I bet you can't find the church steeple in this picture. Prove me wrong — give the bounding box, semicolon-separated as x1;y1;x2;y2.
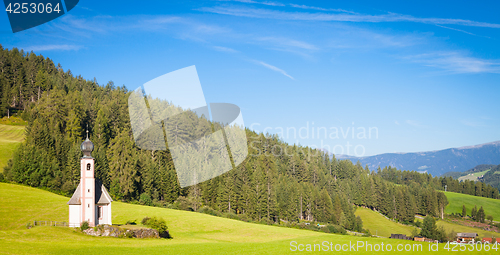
81;127;94;158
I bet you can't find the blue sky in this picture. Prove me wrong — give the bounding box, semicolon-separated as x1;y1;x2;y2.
1;0;499;156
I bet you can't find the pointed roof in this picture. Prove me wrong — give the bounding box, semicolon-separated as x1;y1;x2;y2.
67;179;113;205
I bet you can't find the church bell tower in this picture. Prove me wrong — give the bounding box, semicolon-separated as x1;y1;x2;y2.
80;130;96;227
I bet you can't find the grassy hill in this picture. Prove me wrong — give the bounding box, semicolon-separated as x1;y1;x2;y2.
436;220;500;239
4;183;496;254
458;170;491;182
0;123;25;172
354;207;416;237
444;192;500;220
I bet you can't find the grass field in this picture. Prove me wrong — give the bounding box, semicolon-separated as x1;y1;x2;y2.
436;220;500;239
458;170;491;182
2;183;498;254
0;124;25;172
355;207;416;238
444;192;500;220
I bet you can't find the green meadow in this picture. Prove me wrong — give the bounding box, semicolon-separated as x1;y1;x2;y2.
2;183;499;254
436;220;500;239
0;124;25;172
354;207;416;238
444;192;500;220
458;170;491;182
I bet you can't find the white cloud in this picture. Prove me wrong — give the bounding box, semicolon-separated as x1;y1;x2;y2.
23;44;83;52
255;60;294;79
404;51;500;74
201;6;500;29
406;120;428;128
289;4;355;14
257;36;318;50
228;0;285;6
395;121;400;125
212;46;239;53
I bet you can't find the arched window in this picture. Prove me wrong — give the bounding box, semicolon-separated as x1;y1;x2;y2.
87;163;91;171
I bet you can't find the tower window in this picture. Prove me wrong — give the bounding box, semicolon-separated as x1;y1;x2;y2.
88;189;90;193
87;163;91;171
88;204;90;208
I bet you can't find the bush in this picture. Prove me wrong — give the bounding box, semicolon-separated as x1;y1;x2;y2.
0;173;4;182
322;224;346;234
26;222;33;229
223;212;240;220
141;217;151;225
80;221;89;231
198;206;220;217
142;217;171;238
139;193;153;206
125;220;136;225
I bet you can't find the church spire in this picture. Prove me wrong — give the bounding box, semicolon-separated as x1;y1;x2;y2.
81;124;94;158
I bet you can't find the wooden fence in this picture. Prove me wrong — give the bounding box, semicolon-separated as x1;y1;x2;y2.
33;220;68;227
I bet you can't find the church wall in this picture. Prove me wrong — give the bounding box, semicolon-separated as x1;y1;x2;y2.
95;204;112;225
69;205;81;227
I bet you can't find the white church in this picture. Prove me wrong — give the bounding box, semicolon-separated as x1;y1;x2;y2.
68;131;113;227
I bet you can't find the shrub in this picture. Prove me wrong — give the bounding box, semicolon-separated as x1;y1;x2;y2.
80;221;89;231
25;222;32;229
323;224;347;235
198;206;220;217
139;193;153;206
125;220;136;225
223;212;240;220
141;217;151;225
142;217;171;238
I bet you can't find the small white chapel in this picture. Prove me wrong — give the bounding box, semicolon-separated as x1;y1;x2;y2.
68;131;113;227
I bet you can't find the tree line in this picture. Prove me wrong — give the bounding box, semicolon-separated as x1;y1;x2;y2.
1;46;454;231
376;166;499;199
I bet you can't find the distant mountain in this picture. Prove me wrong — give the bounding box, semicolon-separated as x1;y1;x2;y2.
336;141;500;176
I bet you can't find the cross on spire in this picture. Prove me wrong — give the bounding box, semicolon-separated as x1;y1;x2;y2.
86;124;89;139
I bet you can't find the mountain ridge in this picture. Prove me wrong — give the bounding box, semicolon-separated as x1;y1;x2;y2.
335;140;500;176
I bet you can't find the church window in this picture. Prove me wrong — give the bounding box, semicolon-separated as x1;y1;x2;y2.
98;206;103;219
88;189;90;193
87;163;91;170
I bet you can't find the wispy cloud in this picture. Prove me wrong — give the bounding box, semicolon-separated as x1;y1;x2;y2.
435;25;476;36
406;120;428;128
257;36;318;50
230;0;285;7
404;52;500;74
289;4;355;14
212;45;239;53
201;6;500;29
395;121;400;125
255;60;294;79
23;44;83;52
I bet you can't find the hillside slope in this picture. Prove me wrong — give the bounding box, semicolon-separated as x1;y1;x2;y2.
339;141;500;176
444;192;500;220
0;124;25;172
0;182;480;255
354;207;416;237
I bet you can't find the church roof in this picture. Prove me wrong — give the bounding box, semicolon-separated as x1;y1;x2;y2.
67;179;113;205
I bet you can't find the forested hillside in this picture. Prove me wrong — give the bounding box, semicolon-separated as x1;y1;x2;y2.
1;45;490;232
376;166;499;199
